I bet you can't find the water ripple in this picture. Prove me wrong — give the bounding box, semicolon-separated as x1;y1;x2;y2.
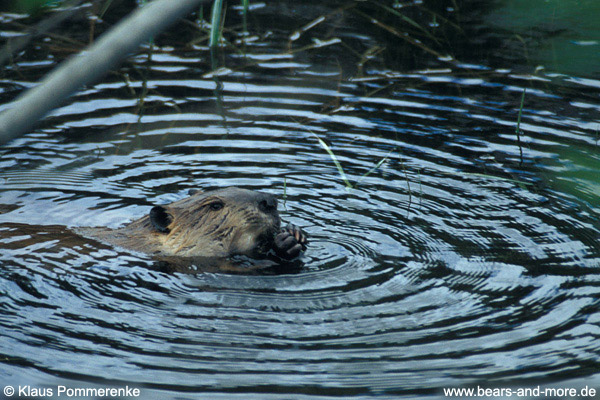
1;4;600;397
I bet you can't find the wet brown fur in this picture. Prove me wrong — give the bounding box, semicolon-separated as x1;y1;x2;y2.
77;188;281;258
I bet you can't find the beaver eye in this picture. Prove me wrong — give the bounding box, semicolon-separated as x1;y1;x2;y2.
208;202;224;211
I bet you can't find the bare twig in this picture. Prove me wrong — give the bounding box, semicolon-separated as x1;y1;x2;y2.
0;0;211;146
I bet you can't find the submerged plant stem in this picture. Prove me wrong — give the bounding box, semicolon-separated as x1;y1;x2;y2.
353;9;445;60
516;88;526;163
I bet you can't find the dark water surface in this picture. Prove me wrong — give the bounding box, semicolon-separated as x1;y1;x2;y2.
1;1;599;398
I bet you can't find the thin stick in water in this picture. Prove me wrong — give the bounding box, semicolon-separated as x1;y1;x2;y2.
516;88;526;164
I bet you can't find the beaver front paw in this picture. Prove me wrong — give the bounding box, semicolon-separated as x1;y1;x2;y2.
274;223;308;260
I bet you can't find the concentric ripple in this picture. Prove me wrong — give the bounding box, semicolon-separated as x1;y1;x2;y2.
1;1;600;398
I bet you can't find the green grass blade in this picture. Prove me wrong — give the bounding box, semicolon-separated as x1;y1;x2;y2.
313;133;353;189
356;148;395;186
242;0;249;34
210;0;224;47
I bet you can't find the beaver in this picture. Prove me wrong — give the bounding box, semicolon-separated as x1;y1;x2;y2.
77;187;307;261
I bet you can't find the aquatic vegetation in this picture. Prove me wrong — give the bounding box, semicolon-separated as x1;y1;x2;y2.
209;0;224;47
515;88;526;163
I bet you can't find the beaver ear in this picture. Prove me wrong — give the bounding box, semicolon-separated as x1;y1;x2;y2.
149;206;173;233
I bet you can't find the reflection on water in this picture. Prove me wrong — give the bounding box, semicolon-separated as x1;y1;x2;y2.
1;0;599;398
487;0;600;77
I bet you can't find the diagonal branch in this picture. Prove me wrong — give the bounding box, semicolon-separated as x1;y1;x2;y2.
0;0;211;146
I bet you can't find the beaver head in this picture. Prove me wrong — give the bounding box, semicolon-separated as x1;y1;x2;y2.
145;187;281;258
83;187;282;259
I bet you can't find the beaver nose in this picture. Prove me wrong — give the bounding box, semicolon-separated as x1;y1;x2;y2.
258;193;278;214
